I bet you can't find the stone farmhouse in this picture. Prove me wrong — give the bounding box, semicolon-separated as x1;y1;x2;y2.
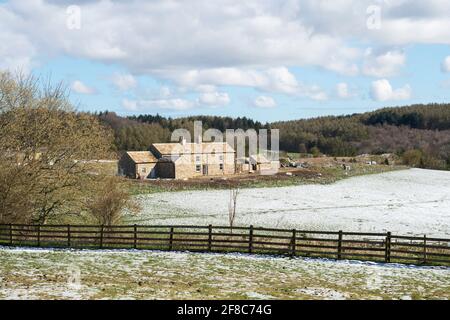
119;139;236;179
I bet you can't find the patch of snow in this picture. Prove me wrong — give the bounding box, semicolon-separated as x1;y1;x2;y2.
130;169;450;237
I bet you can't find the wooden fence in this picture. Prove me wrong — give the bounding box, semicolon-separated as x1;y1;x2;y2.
0;224;449;266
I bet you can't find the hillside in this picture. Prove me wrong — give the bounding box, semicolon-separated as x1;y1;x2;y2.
97;103;450;170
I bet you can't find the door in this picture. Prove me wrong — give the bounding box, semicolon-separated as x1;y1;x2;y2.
202;164;208;175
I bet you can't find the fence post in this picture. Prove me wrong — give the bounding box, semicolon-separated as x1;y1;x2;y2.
208;225;212;252
9;223;12;246
423;234;427;264
291;229;296;257
169;227;174;251
37;225;41;247
67;225;71;248
249;225;254;254
337;230;343;260
134;224;137;249
99;225;104;249
385;232;391;263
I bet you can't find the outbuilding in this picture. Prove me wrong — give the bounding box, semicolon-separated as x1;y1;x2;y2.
118;151;158;179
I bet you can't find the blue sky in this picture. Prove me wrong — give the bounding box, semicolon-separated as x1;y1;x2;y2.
1;0;450;122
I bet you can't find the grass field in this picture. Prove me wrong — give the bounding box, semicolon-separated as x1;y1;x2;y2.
1;248;449;300
128;164;404;194
126;169;450;237
2;168;448;300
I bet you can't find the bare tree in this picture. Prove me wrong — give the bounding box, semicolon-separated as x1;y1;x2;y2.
228;188;239;233
0;71;116;224
86;177;140;226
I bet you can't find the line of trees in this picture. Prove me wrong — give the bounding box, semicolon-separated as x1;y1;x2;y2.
98;103;450;170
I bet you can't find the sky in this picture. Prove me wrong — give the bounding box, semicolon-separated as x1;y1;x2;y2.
1;0;450;122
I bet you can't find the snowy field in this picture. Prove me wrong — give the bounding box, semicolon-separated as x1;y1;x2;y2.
128;169;450;237
1;169;449;300
0;247;449;300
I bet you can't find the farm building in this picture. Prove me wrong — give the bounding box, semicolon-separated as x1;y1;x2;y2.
118;151;159;179
119;139;236;180
236;154;280;174
150;139;236;179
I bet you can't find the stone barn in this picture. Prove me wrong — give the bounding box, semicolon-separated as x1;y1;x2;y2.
118;151;158;179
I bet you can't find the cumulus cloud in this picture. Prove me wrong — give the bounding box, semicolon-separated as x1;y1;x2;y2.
253;96;277;108
0;0;360;78
370;79;412;102
1;0;449;103
71;80;96;94
336;82;354;99
167;66;327;100
363;49;406;78
159;86;171;98
1;1;450;71
198;92;230;107
122;98;194;111
110;73;137;91
441;56;450;73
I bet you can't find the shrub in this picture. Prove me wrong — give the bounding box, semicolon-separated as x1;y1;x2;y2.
402;149;423;167
87;178;139;226
310;147;321;158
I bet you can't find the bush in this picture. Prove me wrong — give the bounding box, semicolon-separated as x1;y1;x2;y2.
310;147;321;158
87;178;139;226
402;149;423;167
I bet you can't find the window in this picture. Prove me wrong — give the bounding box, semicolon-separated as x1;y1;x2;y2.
219;163;224;170
219;155;223;161
142;167;146;173
195;155;201;162
196;164;201;172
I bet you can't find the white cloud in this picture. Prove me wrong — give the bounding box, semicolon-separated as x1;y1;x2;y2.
167;66;327;100
71;80;96;95
1;1;450;74
122;98;194;111
363;49;406;78
1;0;449;103
159;86;171;98
0;0;360;78
111;73;137;91
336;82;354;99
370;79;412;102
253;96;277;108
198;92;230;107
441;56;450;73
194;85;217;93
122;98;137;111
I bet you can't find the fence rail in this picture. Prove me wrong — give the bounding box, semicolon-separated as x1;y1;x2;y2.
0;224;449;266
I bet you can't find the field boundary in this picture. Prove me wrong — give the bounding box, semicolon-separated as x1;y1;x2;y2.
1;223;449;266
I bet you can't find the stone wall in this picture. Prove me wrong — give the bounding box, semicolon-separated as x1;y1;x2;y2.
173;152;235;179
136;163;157;179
